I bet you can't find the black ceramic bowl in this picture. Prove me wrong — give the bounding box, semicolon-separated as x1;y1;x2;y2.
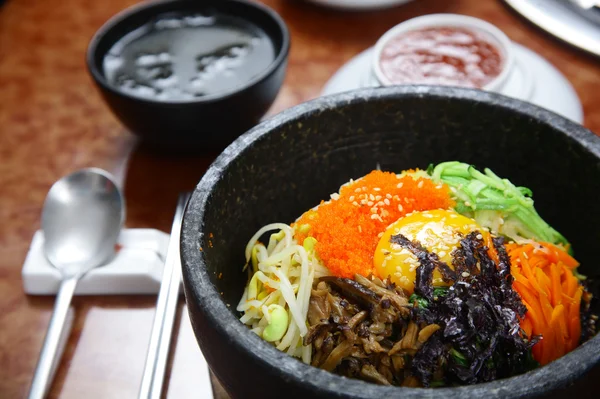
181;86;600;399
86;0;289;152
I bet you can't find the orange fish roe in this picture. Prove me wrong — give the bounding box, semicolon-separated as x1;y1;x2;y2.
293;170;454;279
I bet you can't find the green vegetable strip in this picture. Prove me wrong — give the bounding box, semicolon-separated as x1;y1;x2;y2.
429;162;569;247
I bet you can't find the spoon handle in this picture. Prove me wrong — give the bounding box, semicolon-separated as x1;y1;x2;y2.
28;275;78;399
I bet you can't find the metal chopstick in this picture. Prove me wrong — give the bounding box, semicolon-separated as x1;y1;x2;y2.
138;193;194;399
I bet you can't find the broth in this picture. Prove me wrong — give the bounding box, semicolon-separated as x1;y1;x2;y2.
103;13;275;101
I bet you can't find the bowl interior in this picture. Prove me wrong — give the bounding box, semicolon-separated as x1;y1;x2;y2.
87;0;288;103
183;87;600;398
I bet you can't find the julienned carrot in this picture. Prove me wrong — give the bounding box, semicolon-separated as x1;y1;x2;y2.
512;269;532;290
485;233;500;264
550;263;561;308
506;241;583;366
521;318;533;337
551;305;566;359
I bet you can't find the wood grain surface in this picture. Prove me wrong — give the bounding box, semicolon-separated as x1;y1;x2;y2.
0;0;599;398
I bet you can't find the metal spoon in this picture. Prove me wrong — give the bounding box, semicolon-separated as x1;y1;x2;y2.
28;168;125;399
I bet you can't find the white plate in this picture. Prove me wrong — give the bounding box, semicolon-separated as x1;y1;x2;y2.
303;0;413;11
322;42;583;123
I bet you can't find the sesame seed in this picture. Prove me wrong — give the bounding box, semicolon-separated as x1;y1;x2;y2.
330;193;340;200
358;226;362;233
362;186;367;191
367;201;374;207
377;201;384;207
381;209;389;218
369;194;375;201
462;272;470;278
375;195;382;201
404;198;410;203
386;194;392;199
352;201;359;206
355;188;361;193
438;251;446;258
400;276;410;285
377;232;384;238
371;207;378;213
395;266;402;272
397;182;404;189
361;199;368;205
476;234;483;240
349;196;355;201
393;195;400;201
398;204;404;212
523;252;529;259
384;198;390;206
374;187;381;191
370;214;378;220
436;184;443;189
417;181;424;189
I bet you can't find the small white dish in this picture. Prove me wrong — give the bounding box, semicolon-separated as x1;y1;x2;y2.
302;0;413;11
23;229;170;295
372;14;514;93
321;43;583;123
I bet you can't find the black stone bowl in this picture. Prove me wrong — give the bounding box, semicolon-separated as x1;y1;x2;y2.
181;86;600;398
86;0;289;152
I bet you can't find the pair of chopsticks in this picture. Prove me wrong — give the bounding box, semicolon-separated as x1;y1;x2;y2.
138;193;213;399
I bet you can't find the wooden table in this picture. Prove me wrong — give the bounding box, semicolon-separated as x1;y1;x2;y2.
1;0;599;398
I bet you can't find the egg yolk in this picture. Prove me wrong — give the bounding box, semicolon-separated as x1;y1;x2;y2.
374;209;483;294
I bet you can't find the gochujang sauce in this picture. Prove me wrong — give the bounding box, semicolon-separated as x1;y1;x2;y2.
379;26;504;88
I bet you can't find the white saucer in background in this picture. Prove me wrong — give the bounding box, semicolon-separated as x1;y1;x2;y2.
322;42;583;123
302;0;413;11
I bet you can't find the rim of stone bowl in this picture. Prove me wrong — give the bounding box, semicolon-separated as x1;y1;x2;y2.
181;85;600;399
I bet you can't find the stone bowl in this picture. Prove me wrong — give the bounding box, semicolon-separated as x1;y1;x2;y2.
181;86;600;398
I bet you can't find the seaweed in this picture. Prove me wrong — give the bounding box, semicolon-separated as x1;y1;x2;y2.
392;231;537;386
390;235;456;300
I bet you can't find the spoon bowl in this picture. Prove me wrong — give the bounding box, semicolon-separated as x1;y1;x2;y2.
28;168;125;399
41;168;125;276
